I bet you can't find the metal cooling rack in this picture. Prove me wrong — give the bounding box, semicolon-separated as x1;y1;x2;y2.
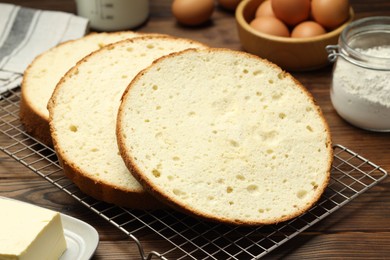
0;88;388;259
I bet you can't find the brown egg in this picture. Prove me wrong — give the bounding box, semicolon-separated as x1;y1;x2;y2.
255;0;275;18
250;16;290;37
271;0;311;26
291;21;327;38
172;0;214;26
218;0;242;11
311;0;350;30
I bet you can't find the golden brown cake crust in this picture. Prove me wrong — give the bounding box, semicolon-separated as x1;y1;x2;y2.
19;87;53;146
55;149;163;209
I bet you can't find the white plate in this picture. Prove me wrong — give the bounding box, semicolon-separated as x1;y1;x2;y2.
60;213;99;260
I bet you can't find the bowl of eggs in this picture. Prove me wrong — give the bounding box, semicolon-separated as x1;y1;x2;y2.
236;0;354;71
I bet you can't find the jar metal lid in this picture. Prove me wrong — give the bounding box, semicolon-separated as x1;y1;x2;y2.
326;16;390;71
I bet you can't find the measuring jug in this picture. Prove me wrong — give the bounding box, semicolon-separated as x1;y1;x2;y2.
75;0;149;31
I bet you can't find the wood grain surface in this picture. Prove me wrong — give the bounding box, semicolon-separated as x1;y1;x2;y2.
1;0;389;259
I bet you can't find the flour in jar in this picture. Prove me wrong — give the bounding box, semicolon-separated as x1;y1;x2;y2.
331;45;390;131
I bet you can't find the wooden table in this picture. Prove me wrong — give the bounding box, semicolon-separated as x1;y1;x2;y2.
1;0;389;259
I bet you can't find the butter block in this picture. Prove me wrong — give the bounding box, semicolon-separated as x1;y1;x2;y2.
0;197;67;260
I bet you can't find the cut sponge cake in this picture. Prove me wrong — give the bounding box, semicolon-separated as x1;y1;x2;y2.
20;31;142;146
48;36;208;209
117;48;333;224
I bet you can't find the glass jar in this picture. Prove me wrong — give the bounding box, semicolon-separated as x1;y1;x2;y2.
326;16;390;132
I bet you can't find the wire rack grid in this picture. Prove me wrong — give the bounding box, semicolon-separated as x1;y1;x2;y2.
0;88;388;259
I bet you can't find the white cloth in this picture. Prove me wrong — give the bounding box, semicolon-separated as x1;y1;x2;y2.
0;3;89;94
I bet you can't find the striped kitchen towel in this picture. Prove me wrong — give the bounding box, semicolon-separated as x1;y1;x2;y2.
0;3;89;94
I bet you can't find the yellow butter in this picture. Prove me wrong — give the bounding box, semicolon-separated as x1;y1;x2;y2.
0;197;67;260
